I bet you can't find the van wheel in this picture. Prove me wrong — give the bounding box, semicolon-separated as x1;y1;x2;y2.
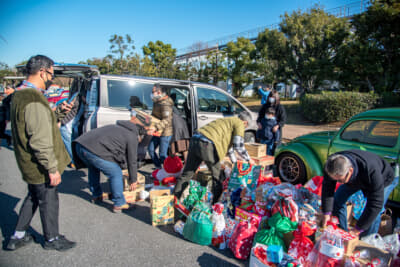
244;132;255;143
276;152;306;184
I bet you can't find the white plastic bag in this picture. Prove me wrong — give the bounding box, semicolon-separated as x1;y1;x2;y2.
382;233;400;255
361;233;386;250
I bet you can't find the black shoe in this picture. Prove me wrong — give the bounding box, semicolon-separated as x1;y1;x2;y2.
44;235;76;251
6;233;34;250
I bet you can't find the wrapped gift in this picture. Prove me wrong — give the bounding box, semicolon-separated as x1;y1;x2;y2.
228;219;258;259
228;161;261;193
271;196;299;222
267;245;284;263
182;180;207;211
254;213;298;251
224;216;238;242
288;221;315;265
211;203;226;248
235;207;263;229
183;202;213;246
250;243;271;267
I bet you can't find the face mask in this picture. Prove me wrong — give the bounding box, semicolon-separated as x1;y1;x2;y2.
151;93;162;101
41;73;53;90
44;80;53;90
269;98;275;104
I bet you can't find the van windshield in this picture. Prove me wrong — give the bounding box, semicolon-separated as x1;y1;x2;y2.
106;80;153;110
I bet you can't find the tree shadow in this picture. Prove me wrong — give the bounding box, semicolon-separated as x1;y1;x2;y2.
197;252;242;267
0;192;42;250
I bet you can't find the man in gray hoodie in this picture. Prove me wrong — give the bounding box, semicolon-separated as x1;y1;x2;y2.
74;117;145;213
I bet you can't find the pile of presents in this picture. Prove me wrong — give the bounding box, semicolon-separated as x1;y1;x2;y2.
126;143;400;266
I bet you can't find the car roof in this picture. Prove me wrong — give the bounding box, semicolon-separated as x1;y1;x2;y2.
101;74;228;91
352;107;400;120
16;63;99;78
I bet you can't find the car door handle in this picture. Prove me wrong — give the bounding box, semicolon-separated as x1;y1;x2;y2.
199;116;208;120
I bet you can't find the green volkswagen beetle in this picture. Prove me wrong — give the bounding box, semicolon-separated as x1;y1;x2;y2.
275;107;400;202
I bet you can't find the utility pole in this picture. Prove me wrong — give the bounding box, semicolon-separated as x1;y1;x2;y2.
215;44;219;85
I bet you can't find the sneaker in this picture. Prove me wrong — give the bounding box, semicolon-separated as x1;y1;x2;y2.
6;233;34;250
112;203;131;213
44;235;76;251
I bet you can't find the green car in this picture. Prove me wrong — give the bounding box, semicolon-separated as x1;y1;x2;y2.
275;107;400;202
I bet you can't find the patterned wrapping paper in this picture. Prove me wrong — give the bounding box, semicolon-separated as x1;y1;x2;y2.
151;194;174;226
288;221;316;265
228;219;258;260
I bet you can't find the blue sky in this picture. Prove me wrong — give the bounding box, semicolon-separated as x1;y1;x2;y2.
0;0;357;67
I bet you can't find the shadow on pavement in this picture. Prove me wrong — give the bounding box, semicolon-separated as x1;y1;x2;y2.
0;192;42;250
197;252;240;267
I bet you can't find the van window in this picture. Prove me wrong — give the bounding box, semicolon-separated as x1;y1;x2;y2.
107;80;153;110
197;87;243;114
340;120;400;147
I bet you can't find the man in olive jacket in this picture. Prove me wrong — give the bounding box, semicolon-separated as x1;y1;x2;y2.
147;83;173;169
7;55;75;251
174;112;254;203
321;149;397;237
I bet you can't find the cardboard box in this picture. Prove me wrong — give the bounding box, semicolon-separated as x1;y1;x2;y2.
245;143;267;158
346;240;393;266
122;171;145;187
252;155;275;167
150;189;174;226
132;108;160;127
123;184;145;203
235;207;264;229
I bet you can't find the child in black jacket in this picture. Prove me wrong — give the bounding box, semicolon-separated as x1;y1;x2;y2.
256;107;280;155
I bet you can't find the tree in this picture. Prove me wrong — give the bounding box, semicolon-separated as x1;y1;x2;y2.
225;37;256;96
108;34;135;74
254;29;287;86
82;57;113;74
337;0;400;93
205;49;228;85
142;40;177;78
277;6;350;92
0;62;15;84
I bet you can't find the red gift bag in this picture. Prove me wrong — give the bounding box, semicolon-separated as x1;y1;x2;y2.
228;219;258;260
271;196;299;222
288;221;316;265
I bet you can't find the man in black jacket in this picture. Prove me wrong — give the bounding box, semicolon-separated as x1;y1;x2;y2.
74;118;145;213
321;150;397;237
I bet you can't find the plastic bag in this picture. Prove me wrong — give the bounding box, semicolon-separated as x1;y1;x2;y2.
382;233;400;255
305;231;345;267
361;234;386;251
182;180;207;211
182;202;213;245
211;203;226;248
288;221;316;265
271;196;299;222
254;213;298;251
228;219;258;259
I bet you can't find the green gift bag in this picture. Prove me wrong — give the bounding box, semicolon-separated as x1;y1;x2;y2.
182;180;207;211
183;202;213;246
254;213;298;251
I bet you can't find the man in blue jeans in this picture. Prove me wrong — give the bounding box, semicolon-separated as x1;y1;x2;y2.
73;118;145;212
321;150;397;237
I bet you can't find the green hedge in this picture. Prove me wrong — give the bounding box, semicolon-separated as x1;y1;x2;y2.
300;91;379;123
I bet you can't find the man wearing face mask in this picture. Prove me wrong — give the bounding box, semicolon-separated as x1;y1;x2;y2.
256;90;286;153
7;55;75;251
174;112;255;203
146;83;174;169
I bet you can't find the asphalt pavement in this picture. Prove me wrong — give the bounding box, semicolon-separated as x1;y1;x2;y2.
0;140;246;267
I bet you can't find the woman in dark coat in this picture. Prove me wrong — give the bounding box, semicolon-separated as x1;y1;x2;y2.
256;90;286;152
